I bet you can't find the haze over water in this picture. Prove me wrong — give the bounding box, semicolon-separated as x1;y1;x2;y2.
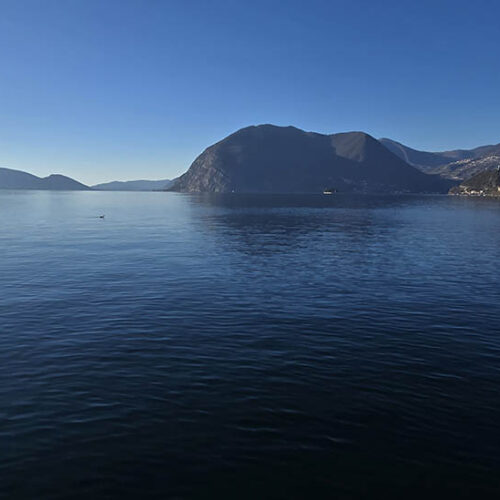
1;191;500;498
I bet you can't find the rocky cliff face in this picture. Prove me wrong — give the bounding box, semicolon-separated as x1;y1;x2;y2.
169;125;452;194
449;168;500;197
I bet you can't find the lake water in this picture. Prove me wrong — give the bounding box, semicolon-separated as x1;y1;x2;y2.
1;190;500;499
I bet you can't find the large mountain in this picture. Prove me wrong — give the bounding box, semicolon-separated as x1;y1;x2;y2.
92;179;172;191
380;138;500;179
0;167;89;190
168;125;452;194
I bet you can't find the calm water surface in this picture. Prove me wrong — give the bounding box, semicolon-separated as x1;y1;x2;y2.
1;191;500;498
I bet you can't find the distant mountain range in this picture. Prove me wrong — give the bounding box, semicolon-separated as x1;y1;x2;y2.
0;167;172;191
0;167;90;190
92;179;172;191
379;138;500;180
168;125;453;194
3;129;499;193
431;155;500;180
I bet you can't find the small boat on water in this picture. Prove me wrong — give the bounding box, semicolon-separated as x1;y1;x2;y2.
323;187;336;195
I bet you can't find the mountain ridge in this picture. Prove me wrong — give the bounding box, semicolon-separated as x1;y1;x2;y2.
379;138;500;179
92;179;172;191
169;125;453;194
0;167;89;190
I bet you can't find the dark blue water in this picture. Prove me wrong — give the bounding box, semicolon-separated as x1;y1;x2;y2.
1;191;500;499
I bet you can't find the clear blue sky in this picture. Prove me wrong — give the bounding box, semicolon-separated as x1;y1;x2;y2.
1;0;499;184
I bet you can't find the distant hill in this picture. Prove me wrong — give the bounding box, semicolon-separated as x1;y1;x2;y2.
449;168;500;196
168;125;453;194
380;138;500;180
432;156;500;181
379;138;462;171
92;179;172;191
0;167;89;190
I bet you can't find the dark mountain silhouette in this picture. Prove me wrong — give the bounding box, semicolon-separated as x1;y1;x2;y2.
168;125;453;194
92;179;172;191
380;138;500;178
0;167;89;190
